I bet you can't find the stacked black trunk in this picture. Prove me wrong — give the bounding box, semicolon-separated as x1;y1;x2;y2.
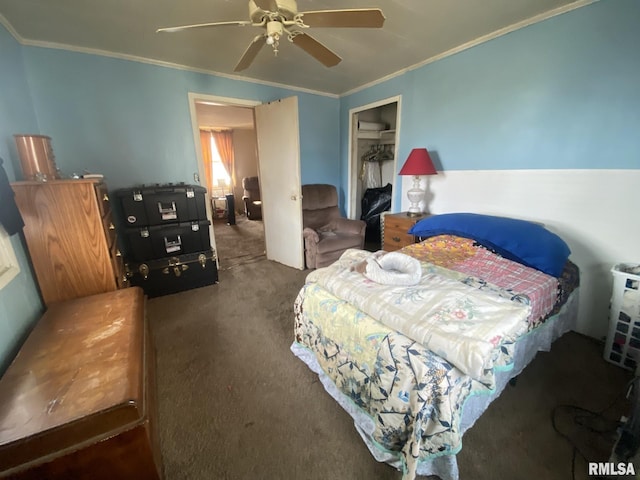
116;184;218;297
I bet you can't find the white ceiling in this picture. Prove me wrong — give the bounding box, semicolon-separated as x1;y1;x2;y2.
0;0;592;96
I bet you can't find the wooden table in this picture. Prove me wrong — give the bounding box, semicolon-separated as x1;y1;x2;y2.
0;287;163;479
382;212;430;251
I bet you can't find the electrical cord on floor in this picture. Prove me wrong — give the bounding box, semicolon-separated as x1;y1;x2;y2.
552;405;620;479
551;377;636;480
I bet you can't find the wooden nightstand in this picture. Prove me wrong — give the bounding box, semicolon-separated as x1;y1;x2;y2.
382;212;430;251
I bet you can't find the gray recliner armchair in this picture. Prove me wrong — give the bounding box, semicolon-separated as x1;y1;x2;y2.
302;184;366;269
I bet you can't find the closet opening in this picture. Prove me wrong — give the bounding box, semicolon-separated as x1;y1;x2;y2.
348;96;401;250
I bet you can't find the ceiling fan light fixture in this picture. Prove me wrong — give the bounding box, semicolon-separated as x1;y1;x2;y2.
158;0;385;71
266;20;283;37
265;20;283;54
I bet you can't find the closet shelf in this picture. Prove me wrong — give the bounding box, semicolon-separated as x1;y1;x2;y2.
357;129;396;140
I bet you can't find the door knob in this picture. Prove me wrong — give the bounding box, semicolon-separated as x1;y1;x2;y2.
290;195;297;200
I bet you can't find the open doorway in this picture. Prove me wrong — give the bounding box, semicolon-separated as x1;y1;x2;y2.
188;93;304;270
191;98;266;271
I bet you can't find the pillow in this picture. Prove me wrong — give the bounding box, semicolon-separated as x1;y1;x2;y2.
408;213;571;277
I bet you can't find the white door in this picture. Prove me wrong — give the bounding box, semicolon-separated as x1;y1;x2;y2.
254;96;304;270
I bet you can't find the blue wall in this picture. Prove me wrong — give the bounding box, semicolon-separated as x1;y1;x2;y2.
340;0;640;207
0;25;44;374
22;49;341;190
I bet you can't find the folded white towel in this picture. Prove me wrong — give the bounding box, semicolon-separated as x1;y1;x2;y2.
358;121;387;131
364;251;422;286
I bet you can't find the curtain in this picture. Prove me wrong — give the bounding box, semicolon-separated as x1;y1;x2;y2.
212;130;235;190
200;129;214;195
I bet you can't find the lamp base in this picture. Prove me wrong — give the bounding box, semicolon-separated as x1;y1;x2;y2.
405;175;424;218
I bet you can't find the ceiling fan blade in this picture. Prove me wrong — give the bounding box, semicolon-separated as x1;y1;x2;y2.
156;20;252;33
292;33;341;68
234;35;267;72
253;0;279;12
299;9;385;28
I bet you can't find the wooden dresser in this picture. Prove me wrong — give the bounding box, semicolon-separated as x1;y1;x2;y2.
382;212;430;251
11;179;127;305
0;287;163;479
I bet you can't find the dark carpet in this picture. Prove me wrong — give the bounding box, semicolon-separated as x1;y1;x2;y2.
147;233;633;479
212;215;266;271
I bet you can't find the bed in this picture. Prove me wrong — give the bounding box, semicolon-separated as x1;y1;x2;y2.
291;213;579;480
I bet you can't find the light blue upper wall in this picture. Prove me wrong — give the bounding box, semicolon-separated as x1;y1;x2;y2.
20;48;340;190
340;0;640;205
0;27;339;371
0;25;44;374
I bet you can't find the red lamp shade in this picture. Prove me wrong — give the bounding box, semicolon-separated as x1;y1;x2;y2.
399;148;437;176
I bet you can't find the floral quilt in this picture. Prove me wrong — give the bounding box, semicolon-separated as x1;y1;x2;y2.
294;284;472;480
404;235;559;327
292;239;579;480
305;248;531;384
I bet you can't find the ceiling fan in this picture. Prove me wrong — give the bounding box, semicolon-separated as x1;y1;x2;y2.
156;0;385;72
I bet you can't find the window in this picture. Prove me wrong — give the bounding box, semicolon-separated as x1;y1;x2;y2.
210;136;230;188
0;225;20;289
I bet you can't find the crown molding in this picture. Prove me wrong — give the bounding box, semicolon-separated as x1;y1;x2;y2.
0;13;23;41
1;1;598;100
340;0;599;97
0;14;338;99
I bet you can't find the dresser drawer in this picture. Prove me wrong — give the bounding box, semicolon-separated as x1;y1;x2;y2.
384;216;413;231
382;212;430;252
383;224;414;250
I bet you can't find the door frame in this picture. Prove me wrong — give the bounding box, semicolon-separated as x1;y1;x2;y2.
347;95;402;219
187;93;261;265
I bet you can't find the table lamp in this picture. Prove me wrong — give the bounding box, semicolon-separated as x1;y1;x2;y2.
398;148;437;216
